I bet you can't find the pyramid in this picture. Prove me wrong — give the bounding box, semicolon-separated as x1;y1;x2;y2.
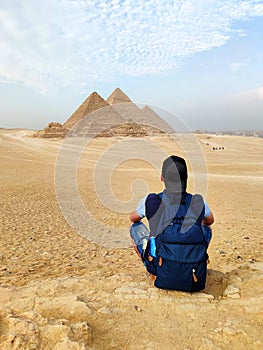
33;122;68;138
35;88;173;139
63;91;109;130
142;106;174;134
106;88;146;124
106;87;131;105
106;89;168;136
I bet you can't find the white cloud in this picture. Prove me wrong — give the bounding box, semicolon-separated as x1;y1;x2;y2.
1;0;263;92
228;61;246;72
235;29;248;37
232;86;263;100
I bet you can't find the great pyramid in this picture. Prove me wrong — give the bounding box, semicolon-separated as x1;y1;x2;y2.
63;92;110;130
106;87;131;105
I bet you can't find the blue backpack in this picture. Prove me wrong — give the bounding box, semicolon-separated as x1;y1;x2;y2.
144;192;209;292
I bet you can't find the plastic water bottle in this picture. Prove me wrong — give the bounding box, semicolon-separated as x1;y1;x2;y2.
149;237;157;258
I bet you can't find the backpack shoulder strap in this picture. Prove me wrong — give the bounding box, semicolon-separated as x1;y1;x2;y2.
186;193;205;225
145;192;163;220
157;192;163;200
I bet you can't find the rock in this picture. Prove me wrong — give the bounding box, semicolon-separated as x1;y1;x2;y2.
219;250;226;255
97;307;112;314
54;338;86;350
222;326;241;336
214;320;243;336
1;313;40;350
115;285;149;300
115;283;148;294
34;296;92;322
6;297;35;313
0;306;92;350
223;285;240;299
201;338;221;350
70;322;92;347
41;324;70;347
250;262;263;272
193;292;215;301
40;320;92;349
253;340;263;348
134;305;142;312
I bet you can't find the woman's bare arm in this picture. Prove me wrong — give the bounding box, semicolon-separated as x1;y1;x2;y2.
202;211;214;226
130;211;142;223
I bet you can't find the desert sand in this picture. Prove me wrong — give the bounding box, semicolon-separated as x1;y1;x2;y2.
0;129;263;350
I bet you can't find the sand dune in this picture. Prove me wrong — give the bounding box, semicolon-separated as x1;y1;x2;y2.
0;129;262;349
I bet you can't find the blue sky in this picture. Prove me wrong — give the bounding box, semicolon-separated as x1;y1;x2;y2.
1;0;263;131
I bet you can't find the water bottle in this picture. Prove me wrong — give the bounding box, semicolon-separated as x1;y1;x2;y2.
149;237;157;258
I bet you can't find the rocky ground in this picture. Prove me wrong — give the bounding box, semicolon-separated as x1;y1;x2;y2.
0;129;262;349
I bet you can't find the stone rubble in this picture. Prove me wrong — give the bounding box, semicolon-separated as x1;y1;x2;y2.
0;263;262;349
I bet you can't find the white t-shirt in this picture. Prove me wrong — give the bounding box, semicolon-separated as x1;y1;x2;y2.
136;194;211;219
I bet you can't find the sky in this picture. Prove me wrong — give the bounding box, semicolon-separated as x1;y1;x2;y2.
1;0;263;131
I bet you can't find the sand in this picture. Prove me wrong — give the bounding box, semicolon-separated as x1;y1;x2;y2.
0;129;262;349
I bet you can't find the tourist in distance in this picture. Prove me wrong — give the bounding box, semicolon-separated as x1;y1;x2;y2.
129;155;214;292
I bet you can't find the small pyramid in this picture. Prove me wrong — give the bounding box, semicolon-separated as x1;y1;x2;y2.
34;122;67;138
63;91;109;129
106;88;131;105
